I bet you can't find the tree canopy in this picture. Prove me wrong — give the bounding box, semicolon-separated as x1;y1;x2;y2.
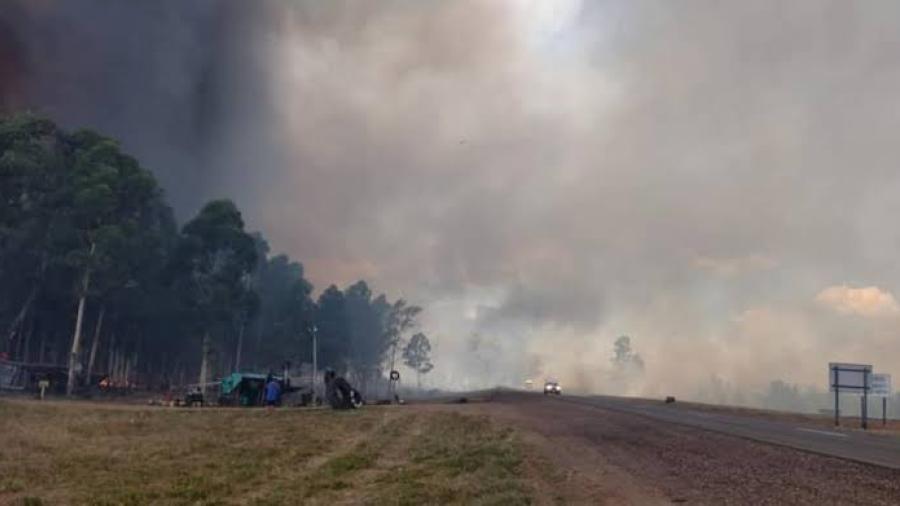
403;332;434;388
0;113;430;395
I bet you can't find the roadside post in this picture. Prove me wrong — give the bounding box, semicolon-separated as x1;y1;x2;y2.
310;324;318;405
870;373;892;427
864;368;869;430
389;369;401;402
829;363;872;428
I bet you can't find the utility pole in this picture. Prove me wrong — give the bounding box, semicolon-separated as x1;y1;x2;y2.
311;324;318;405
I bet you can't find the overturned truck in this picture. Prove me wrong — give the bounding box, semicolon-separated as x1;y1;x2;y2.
324;369;363;409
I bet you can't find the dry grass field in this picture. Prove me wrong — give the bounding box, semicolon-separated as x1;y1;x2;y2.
0;399;540;506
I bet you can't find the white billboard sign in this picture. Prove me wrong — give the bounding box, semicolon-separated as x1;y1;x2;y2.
829;362;872;392
870;373;892;397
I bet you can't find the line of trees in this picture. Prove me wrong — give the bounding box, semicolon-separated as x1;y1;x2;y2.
0;114;433;395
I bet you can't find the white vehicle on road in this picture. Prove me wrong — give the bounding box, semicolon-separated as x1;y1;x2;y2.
543;380;561;395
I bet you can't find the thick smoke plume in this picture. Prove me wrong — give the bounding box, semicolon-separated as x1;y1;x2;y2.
5;1;900;404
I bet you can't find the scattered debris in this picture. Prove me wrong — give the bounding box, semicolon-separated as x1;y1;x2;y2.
185;388;205;407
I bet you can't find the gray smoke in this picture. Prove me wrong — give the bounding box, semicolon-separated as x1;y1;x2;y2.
0;0;278;213
5;1;900;403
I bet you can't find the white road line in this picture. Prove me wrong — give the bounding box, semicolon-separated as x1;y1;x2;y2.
795;427;848;438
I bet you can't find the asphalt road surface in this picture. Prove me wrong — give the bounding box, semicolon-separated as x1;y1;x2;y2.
562;393;900;470
477;391;900;504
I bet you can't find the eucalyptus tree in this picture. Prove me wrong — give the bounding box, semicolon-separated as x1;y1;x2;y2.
383;299;422;376
251;254;316;370
1;113;434;395
342;281;395;392
83;196;178;385
169;199;257;397
63;129;162;395
402;332;433;389
0;114;68;355
314;285;349;372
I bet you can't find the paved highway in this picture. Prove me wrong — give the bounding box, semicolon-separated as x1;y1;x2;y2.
482;390;900;503
556;394;900;470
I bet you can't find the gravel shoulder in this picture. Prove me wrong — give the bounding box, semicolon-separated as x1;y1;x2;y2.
455;391;900;505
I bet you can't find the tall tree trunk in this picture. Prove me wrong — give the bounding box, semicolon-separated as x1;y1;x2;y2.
83;305;105;386
113;347;121;384
124;353;131;387
234;320;245;372
37;333;46;363
255;312;265;368
6;288;34;353
5;254;48;348
66;260;94;394
66;242;95;396
13;325;24;361
132;349;139;387
119;348;127;385
51;336;60;364
114;348;122;384
199;332;210;400
107;333;117;376
22;313;37;362
19;317;34;363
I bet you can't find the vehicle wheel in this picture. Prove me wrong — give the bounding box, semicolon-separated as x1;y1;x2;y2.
350;389;364;409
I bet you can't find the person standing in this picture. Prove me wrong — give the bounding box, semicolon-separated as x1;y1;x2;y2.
265;377;281;413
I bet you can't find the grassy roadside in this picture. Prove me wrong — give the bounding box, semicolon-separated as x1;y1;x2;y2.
0;399;534;505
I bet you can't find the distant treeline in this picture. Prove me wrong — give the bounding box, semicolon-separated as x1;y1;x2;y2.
0;114;430;395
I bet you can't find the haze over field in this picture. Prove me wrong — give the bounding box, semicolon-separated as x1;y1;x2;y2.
4;1;900;400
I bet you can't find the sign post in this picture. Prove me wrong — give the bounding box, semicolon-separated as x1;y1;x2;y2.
870;373;892;427
829;363;872;428
864;368;869;430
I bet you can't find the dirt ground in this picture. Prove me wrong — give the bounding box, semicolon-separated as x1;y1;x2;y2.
5;393;900;505
457;391;900;505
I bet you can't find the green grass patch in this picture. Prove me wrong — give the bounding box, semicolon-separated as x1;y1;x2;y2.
373;412;530;505
0;399;534;505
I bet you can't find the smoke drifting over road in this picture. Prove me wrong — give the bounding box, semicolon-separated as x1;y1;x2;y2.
5;1;900;402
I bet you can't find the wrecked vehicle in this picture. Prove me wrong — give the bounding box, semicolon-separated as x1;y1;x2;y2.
218;371;315;407
324;369;363;409
218;373;273;406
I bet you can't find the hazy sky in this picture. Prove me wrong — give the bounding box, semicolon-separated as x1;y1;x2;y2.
4;0;900;398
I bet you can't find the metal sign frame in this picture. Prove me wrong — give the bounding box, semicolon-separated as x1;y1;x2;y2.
829;362;871;391
871;373;893;427
829;363;872;429
870;373;892;397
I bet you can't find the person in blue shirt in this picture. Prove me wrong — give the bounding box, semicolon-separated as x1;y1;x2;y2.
265;378;281;412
